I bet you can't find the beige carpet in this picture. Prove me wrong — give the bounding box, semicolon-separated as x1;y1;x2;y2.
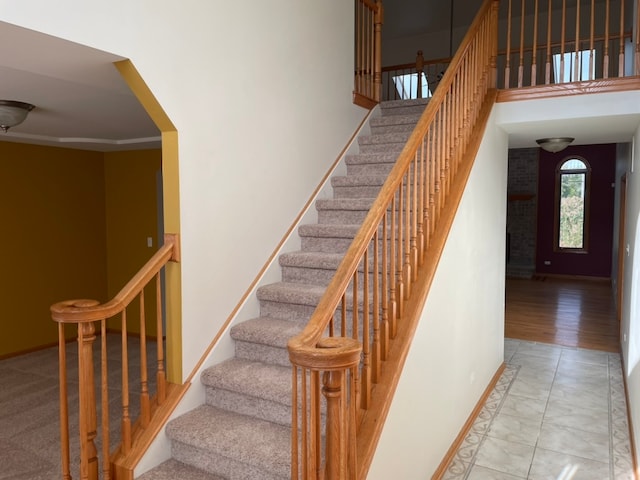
0;334;154;479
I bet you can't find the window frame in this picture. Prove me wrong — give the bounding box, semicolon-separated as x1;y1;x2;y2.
553;156;591;254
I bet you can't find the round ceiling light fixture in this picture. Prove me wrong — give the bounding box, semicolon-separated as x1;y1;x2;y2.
0;100;35;133
536;137;574;153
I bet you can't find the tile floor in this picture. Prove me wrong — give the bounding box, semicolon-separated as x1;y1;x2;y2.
443;339;635;480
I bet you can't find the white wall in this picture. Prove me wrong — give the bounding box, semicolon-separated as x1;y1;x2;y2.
621;127;640;462
367;111;508;479
0;1;367;378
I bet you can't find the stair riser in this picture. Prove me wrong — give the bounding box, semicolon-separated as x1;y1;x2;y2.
235;340;291;368
205;388;291;427
333;184;384;198
301;236;355;254
346;163;395;176
358;143;405;154
282;265;384;288
370;123;418;135
318;209;369;224
172;441;288;480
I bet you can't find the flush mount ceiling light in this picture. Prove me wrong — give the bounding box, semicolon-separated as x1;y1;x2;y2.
536;137;574;153
0;100;35;133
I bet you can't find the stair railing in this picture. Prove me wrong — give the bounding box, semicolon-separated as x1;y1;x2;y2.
381;52;451;101
288;1;499;478
353;0;384;109
51;233;181;480
499;0;638;89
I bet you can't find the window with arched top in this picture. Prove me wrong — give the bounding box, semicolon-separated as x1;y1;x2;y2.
554;157;591;252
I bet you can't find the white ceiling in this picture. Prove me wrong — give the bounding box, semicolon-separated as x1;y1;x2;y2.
0;21;160;152
1;2;637;153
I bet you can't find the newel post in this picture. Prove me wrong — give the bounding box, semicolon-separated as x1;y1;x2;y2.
78;321;99;480
415;50;425;98
373;0;384;102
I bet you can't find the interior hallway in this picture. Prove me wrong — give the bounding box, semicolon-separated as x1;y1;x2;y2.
442;277;634;479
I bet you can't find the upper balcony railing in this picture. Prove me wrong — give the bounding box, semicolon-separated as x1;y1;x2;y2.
382;0;640;102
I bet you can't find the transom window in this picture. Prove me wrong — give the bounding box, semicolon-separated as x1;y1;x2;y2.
555;157;590;252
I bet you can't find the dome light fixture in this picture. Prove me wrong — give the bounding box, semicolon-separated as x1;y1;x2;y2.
536;137;574;153
0;100;35;132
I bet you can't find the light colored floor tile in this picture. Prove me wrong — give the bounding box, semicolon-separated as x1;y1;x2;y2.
548;381;609;411
537;422;610;463
528;448;610;480
513;342;563;359
510;353;560;371
499;393;546;422
508;377;552;402
474;437;535;478
543;399;609;435
487;412;542;446
556;359;609;381
467;464;526;479
560;348;609;366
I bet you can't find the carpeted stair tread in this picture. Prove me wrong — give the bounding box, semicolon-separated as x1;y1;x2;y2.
316;198;374;211
137;459;224;480
257;282;326;306
370;112;422;128
298;223;361;238
201;358;292;406
231;316;305;348
279;251;344;270
345;151;400;165
358;131;413;145
166;405;290;479
331;174;388;187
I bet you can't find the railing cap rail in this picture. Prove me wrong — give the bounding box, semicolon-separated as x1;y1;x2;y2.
51;234;179;324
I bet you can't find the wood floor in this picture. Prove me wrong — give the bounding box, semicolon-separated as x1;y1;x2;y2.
505;276;620;352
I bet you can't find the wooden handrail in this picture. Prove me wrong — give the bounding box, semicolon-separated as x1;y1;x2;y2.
288;0;499;477
53;233;180;480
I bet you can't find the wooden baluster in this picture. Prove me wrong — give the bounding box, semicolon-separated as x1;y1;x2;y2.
396;179;405;314
575;0;581;81
58;323;72;480
121;312;131;454
519;0;525;87
505;0;512;87
561;0;567;82
341;296;347;337
78;322;99;480
311;370;321;478
417;137;426;263
139;290;150;427
323;370;347;479
404;170;412;299
411;150;418;282
546;0;552;84
374;1;383;101
618;0;625;76
301;369;309;478
361;250;371;409
589;0;595;80
388;194;398;338
291;366;299;480
100;320;111;480
381;212;390;360
372;229;381;381
416;50;424;98
532;0;539;85
604;0;610;78
348;367;358;478
155;272;166;404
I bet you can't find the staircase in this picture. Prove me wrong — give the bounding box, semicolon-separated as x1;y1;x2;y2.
138;98;428;480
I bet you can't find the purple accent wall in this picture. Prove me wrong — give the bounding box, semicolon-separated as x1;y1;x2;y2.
535;144;615;278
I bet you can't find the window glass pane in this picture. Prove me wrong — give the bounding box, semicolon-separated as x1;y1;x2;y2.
392;72;431;100
552;50;595;83
561;159;586;170
559;172;586;248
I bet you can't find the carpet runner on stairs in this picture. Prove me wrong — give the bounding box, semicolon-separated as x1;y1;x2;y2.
137;98;429;480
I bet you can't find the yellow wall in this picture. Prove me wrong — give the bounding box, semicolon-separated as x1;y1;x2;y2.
104;149;162;337
0;142;162;358
0;141;107;357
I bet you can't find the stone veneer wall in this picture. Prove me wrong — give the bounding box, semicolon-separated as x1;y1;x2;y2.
506;148;538;277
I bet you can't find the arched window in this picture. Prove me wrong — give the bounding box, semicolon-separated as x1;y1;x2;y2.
555;157;591;252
